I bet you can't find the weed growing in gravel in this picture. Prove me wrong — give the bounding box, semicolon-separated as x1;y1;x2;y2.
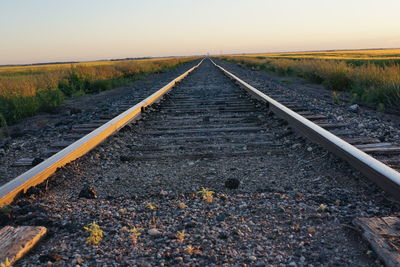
0;113;9;137
0;205;12;216
280;79;291;84
84;222;104;246
128;227;144;244
185;245;201;255
292;224;301;232
0;258;12;267
149;216;158;229
146;202;157;210
377;103;385;113
175;230;187;243
198;187;214;203
350;93;358;104
318;204;327;211
332;91;341;104
185;245;195;255
119;208;127;215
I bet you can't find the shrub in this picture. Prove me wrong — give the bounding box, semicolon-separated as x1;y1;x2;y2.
36;89;64;107
0;95;39;124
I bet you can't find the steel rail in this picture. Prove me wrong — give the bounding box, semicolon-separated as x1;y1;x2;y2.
210;58;400;201
0;59;204;207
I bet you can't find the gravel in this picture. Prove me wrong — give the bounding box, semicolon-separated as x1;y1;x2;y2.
0;60;200;186
3;60;399;266
215;59;400;146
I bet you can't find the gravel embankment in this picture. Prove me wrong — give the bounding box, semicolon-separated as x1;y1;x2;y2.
0;60;200;186
215;59;400;146
3;60;399;266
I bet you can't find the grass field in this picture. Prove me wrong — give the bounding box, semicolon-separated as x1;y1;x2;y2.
240;49;400;65
221;49;400;110
0;57;198;126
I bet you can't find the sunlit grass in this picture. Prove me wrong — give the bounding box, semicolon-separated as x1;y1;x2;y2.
0;57;198;125
0;57;196;97
0;57;177;73
221;51;400;109
237;48;400;61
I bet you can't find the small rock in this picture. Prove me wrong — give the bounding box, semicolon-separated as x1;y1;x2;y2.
348;104;359;113
225;178;240;189
307;147;313;152
175;257;183;262
249;256;257;261
78;185;98;199
148;229;162;236
292;143;301;149
160;190;168;196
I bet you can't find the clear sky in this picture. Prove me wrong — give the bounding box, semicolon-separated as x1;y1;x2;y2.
1;0;399;64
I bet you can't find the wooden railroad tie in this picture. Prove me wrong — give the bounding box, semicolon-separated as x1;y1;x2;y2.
353;217;400;267
0;226;47;265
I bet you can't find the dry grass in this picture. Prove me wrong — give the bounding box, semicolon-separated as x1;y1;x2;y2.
0;57;195;97
0;57;198;125
238;48;400;61
222;52;400;109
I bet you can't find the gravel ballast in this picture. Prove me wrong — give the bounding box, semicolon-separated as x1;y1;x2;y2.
0;60;200;187
3;60;399;266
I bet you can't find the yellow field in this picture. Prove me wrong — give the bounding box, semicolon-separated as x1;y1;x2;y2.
238;48;400;61
0;57;193;97
0;57;177;73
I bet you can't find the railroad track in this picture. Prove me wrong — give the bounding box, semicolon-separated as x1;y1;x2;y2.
1;58;400;266
210;59;400;200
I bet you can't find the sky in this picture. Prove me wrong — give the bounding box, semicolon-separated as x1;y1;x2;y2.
1;0;400;65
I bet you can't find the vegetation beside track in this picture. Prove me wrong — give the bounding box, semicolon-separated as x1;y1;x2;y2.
220;49;400;110
0;57;199;126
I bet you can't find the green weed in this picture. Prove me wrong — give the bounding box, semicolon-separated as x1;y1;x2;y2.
0;258;12;267
84;222;104;246
198;187;214;203
128;227;143;244
332;91;341;104
175;230;187;243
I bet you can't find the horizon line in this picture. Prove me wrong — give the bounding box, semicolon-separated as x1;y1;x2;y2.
1;47;399;67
